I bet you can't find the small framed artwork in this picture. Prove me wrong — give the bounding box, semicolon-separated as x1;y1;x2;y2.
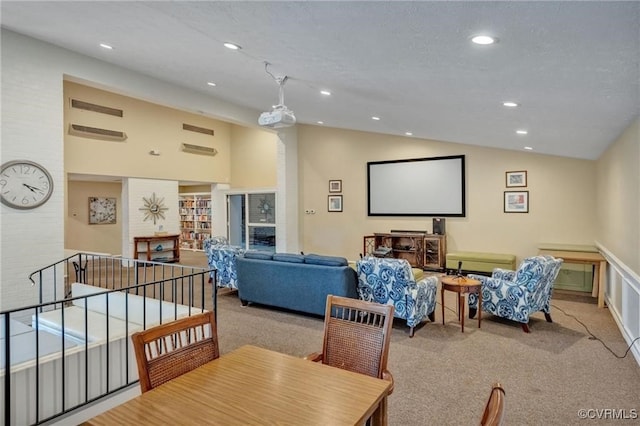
328;195;343;212
504;191;529;213
329;179;342;193
506;170;527;187
89;197;117;224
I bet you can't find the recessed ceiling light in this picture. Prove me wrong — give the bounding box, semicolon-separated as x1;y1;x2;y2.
207;82;217;87
405;132;413;136
223;42;241;50
320;90;331;96
99;43;113;50
524;146;533;150
471;35;496;45
317;121;324;125
371;116;381;121
503;101;519;107
516;130;528;135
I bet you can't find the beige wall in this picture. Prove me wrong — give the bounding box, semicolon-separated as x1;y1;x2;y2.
298;125;598;263
64;83;277;255
64;81;232;183
61;83;614;269
229;124;278;188
596;118;640;274
66;181;122;254
179;185;211;193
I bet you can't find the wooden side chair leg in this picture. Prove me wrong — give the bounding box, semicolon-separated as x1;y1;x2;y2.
544;312;553;323
521;323;530;333
409;326;415;338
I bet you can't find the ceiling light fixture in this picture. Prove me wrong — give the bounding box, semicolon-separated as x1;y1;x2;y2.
405;132;413;136
471;35;496;45
503;101;519;107
320;90;331;96
99;43;113;50
524;146;533;150
207;82;217;87
223;42;241;50
317;121;324;125
371;116;381;121
516;130;528;135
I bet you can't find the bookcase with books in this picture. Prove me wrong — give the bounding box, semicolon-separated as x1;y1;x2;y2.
179;194;212;250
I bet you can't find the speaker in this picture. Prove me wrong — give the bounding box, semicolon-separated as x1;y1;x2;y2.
433;218;446;235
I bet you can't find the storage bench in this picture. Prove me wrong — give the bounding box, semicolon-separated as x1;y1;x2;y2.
446;251;516;274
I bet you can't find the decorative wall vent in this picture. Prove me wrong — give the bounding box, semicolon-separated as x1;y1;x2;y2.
68;124;127;141
182;143;218;156
71;99;123;117
183;123;214;136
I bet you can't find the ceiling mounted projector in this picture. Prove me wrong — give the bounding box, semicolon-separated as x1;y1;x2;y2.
259;107;296;128
259;63;296;128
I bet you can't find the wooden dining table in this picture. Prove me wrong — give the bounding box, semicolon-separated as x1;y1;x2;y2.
84;344;392;425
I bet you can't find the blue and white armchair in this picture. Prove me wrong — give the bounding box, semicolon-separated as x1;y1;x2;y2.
468;255;563;332
203;237;245;290
356;257;438;337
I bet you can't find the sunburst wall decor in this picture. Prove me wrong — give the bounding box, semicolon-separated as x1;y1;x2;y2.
139;192;168;225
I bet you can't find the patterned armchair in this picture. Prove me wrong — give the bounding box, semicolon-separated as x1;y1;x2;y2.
468;255;563;332
356;257;438;337
203;237;245;290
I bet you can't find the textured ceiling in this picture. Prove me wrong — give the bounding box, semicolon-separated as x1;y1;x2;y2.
2;1;639;160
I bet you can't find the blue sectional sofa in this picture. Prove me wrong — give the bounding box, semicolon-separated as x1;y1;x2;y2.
235;252;359;316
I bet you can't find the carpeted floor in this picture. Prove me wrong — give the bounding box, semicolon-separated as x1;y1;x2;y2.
182;250;640;425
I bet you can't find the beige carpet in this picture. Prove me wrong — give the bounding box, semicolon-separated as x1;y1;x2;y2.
182;250;640;425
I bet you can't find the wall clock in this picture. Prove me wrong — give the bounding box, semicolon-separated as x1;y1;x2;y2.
0;160;54;210
139;192;168;225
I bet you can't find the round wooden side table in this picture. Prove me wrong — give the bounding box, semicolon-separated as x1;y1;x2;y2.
440;276;482;333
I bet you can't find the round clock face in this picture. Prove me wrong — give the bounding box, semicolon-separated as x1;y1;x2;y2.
0;160;54;210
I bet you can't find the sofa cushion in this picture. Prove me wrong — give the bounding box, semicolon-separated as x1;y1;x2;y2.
446;251;516;273
243;251;274;260
272;253;305;263
447;252;515;263
412;268;425;281
304;254;348;267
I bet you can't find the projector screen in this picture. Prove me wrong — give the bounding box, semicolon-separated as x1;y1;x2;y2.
367;155;465;216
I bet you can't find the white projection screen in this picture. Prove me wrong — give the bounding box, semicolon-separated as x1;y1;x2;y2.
367;155;465;216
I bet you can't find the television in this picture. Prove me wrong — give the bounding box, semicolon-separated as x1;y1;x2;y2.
367;155;465;216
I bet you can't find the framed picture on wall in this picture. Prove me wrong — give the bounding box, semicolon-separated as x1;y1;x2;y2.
89;197;117;224
328;195;343;212
504;191;529;213
506;170;527;187
329;180;342;193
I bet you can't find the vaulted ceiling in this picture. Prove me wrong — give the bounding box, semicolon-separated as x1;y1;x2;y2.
2;1;638;159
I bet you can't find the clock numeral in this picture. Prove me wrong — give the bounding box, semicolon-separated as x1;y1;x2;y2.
0;179;6;187
22;197;30;205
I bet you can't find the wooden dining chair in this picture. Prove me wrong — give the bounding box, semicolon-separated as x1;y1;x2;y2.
131;311;219;393
480;382;506;426
305;295;395;394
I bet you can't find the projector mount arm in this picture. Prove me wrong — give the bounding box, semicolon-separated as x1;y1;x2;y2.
264;62;289;110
